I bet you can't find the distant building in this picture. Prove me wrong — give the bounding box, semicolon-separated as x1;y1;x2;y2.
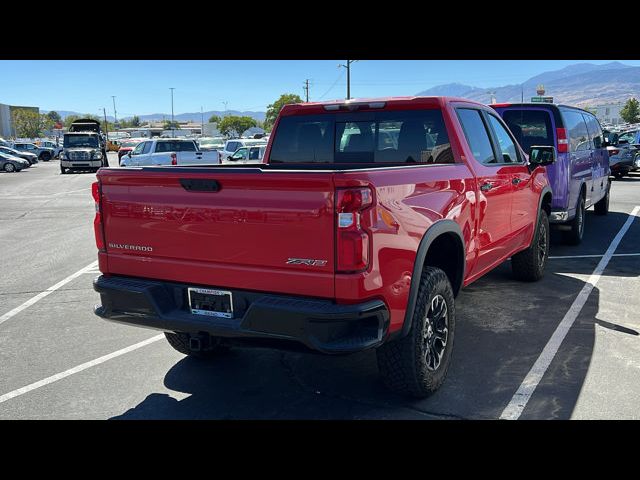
592;102;625;126
0;103;39;138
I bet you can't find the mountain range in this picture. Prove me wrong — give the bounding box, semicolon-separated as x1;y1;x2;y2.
44;62;639;122
415;62;640;106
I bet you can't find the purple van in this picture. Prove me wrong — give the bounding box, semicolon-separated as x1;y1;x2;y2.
491;103;610;245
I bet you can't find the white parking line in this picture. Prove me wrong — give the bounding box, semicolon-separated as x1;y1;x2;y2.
0;335;164;405
0;260;98;327
549;253;640;259
500;206;640;420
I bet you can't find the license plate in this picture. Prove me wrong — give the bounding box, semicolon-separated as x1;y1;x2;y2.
187;287;233;318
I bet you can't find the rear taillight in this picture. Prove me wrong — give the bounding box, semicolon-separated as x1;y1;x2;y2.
557;128;568;153
336;187;374;273
92;181;105;251
171;153;177;165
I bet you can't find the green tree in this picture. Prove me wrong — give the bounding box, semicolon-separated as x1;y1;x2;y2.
163;120;181;130
217;115;257;138
131;115;141;127
264;93;303;129
46;111;62;123
620;98;640;124
208;114;221;124
12;109;46;137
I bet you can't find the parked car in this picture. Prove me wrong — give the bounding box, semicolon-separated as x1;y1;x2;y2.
117;139;144;163
38;140;63;158
0;146;38;165
92;96;554;397
605;129;640;175
224;144;267;163
120;138;220;167
220;138;269;160
12;142;56;161
0;152;29;172
198;137;226;152
492;103;610;245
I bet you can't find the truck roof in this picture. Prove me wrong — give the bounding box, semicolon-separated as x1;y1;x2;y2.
280;96;483;115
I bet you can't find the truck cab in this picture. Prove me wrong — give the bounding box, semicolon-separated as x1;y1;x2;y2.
60;119;108;174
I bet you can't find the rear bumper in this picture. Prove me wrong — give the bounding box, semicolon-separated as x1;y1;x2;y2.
93;275;390;354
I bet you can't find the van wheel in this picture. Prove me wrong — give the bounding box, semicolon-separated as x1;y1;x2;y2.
164;332;230;359
512;209;549;281
564;196;585;245
594;183;610;215
376;267;455;397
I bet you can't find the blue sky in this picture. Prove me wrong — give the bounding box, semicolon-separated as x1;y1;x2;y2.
1;60;638;116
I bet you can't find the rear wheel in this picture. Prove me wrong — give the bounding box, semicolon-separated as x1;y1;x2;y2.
164;332;231;359
512;209;549;281
564;196;585;245
376;266;455;397
594;182;610;215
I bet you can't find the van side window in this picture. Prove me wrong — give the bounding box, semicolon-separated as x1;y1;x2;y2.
583;114;603;149
456;108;496;165
562;110;591;152
486;114;520;163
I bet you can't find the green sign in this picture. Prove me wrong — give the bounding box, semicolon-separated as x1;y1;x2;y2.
531;96;554;103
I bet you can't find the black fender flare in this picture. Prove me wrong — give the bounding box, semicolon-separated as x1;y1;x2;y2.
538;185;553;215
399;219;465;339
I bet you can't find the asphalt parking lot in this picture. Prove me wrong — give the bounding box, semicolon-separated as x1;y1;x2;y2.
1;153;639;419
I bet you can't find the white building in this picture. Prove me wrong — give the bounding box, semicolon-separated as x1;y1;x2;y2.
592;102;626;126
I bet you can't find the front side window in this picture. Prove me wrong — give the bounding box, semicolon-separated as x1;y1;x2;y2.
231;148;248;160
486;114;520;163
456;109;496;165
132;142;146;155
142;142;152;154
269;109;451;164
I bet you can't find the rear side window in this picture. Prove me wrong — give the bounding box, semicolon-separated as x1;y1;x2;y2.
562;110;591;152
456;109;496;165
583;114;603;149
156;141;196;153
269;109;452;165
501;109;554;151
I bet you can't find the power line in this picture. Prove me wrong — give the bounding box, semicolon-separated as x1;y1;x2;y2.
318;69;346;100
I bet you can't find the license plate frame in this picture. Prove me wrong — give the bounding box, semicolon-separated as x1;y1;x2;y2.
187;287;234;318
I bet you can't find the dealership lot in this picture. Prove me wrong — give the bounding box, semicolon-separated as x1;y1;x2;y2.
0;154;639;419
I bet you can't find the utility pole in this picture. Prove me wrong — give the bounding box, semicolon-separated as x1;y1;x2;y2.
303;79;310;102
338;60;357;100
102;107;109;141
201;106;204;136
170;87;175;137
222;101;228;114
111;96;118;127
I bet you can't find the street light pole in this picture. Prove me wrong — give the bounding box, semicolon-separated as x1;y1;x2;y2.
111;96;118;127
170;87;175;136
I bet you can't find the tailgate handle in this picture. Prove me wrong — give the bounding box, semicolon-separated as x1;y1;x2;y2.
179;179;220;192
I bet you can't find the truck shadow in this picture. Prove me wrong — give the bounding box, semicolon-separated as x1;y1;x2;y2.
111;211;639;420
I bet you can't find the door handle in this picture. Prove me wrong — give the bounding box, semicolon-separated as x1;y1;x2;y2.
480;182;493;192
512;177;522;185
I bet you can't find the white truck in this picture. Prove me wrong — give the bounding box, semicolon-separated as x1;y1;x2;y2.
120;138;220;167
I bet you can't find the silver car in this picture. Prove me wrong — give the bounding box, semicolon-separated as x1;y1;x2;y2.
0;146;38;165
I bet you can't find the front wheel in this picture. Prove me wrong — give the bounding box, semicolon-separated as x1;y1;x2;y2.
60;166;67;175
512;209;549;281
40;151;51;161
4;163;16;172
594;183;610;215
376;266;455;397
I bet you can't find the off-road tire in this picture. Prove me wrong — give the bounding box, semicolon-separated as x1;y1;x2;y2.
164;332;230;359
376;266;455;397
564;196;585;245
594;182;610;215
512;209;549;282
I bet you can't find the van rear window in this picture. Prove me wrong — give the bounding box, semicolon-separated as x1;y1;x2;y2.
269;110;452;165
501;110;554;151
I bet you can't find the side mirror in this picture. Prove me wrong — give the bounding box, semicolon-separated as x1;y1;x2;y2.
529;145;556;167
127;152;132;157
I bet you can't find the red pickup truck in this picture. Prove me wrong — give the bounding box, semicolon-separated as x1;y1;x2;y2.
92;97;555;397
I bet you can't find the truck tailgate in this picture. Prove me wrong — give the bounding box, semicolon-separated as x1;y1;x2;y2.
97;168;336;298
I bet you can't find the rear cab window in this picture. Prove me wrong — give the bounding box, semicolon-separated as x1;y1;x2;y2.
268;109;453;166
